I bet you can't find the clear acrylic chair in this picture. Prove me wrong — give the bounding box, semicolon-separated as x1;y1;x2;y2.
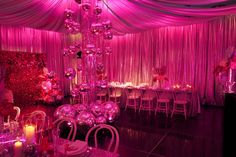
5;106;21;124
21;110;47;133
4;106;21;133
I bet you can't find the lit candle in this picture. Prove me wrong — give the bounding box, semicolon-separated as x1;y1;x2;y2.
176;84;180;89
14;141;22;157
186;84;192;89
24;125;35;144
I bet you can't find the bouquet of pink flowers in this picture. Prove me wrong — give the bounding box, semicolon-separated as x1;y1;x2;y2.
39;67;63;104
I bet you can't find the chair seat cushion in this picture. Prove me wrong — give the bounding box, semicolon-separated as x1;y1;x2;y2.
97;92;107;96
174;100;188;104
157;99;169;103
110;94;122;97
128;95;140;99
142;97;154;101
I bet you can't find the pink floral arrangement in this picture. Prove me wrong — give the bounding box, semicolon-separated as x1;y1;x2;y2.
39;68;63;104
213;59;230;75
214;50;236;75
152;66;168;82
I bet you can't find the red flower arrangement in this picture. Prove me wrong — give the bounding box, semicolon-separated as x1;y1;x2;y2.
152;66;168;82
213;59;230;75
214;50;236;75
152;66;168;88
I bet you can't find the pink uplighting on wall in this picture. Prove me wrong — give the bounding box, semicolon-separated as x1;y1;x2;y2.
0;0;236;105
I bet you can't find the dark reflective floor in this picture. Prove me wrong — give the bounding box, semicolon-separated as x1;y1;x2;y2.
116;106;223;157
22;104;223;157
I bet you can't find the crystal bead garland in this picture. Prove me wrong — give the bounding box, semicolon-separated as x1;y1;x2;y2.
63;0;113;105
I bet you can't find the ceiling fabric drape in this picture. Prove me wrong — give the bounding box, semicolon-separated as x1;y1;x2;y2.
0;0;236;34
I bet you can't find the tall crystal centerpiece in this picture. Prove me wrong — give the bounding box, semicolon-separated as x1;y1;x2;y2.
59;0;119;126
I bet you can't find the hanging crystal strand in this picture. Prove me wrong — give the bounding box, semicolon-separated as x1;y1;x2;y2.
90;0;101;105
81;0;95;105
73;0;112;106
77;2;85;85
78;0;86;85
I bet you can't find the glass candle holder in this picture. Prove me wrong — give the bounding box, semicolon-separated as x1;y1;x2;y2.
23;125;35;144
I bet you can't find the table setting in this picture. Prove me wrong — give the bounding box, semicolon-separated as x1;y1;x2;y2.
0;114;120;157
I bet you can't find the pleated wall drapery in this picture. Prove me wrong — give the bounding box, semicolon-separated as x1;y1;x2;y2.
1;15;236;105
0;25;67;92
106;15;236;106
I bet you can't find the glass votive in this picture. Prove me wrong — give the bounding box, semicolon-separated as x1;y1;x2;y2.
14;140;23;157
23;125;35;144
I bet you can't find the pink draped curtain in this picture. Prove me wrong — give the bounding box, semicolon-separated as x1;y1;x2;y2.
1;15;236;105
106;15;236;106
0;25;67;93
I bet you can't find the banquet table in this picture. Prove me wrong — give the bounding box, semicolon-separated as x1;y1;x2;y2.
75;148;119;157
54;147;119;157
0;131;119;157
108;86;201;117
